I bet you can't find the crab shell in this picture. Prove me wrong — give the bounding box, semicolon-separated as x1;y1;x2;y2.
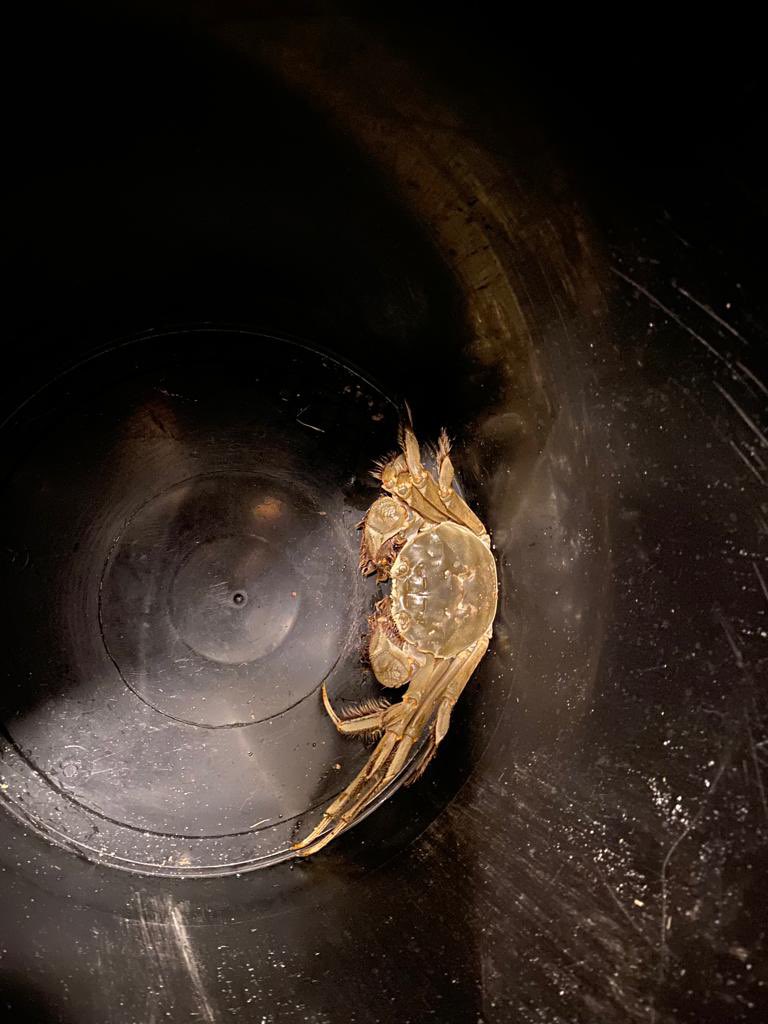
390;520;497;659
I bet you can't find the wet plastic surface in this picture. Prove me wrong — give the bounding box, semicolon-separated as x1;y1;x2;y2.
2;7;767;1024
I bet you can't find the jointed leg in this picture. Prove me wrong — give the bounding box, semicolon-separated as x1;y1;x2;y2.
292;731;400;854
434;431;486;537
295;637;490;856
405;636;489;787
403;429;428;486
293;660;452;856
433;636;488;743
320;685;391;737
401;428;486;537
403;731;437;787
437;430;454;494
302;640;485;851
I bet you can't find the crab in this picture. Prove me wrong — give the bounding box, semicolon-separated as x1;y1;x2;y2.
293;428;497;857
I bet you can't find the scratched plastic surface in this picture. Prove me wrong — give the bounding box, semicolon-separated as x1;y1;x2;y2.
1;9;766;1024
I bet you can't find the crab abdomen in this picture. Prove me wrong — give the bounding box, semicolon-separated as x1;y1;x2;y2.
390;522;497;659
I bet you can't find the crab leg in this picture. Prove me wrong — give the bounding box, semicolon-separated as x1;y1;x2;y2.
435;432;487;537
318;649;436;741
394;483;447;527
293;662;451;855
437;430;455;494
294;686;437;851
294;622;492;855
296;639;489;855
295;682;443;853
319;684;390;736
403;731;437;787
292;732;400;853
433;636;489;742
295;639;489;857
402;428;486;537
405;636;490;787
293;727;420;858
294;680;451;857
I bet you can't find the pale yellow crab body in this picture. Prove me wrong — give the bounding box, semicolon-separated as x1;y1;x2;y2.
391;522;497;659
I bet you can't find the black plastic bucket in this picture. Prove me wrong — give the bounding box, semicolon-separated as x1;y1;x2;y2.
2;9;766;1023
